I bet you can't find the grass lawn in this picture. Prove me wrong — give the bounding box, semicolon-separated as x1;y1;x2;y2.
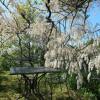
0;71;84;100
0;71;72;100
0;71;24;100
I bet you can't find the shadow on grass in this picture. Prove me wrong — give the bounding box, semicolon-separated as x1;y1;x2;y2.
0;76;9;92
0;75;19;93
0;76;8;82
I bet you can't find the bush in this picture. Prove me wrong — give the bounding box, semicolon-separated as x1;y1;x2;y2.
83;92;97;100
67;74;77;90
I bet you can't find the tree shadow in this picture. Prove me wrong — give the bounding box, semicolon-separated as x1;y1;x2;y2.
0;75;9;91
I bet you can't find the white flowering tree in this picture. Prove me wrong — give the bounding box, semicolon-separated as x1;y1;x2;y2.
43;1;100;97
0;0;100;99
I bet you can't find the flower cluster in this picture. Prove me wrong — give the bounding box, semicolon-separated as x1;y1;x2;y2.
44;30;100;89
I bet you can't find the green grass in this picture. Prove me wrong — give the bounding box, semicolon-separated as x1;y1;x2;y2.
0;71;92;100
0;71;24;100
0;71;70;100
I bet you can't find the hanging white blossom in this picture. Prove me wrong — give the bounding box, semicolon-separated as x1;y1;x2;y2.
76;73;83;89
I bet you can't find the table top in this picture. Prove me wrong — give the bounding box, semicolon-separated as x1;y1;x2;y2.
10;67;65;75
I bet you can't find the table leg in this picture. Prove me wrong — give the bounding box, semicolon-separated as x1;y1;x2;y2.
20;73;51;100
22;74;45;100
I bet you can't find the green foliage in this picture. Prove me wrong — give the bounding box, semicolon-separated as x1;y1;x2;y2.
85;38;94;46
0;53;11;70
67;74;77;90
17;3;36;23
83;92;97;100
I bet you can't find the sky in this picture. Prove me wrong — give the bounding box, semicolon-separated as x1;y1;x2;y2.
88;3;100;26
88;3;100;37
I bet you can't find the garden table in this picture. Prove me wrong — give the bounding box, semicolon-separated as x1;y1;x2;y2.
10;67;65;100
